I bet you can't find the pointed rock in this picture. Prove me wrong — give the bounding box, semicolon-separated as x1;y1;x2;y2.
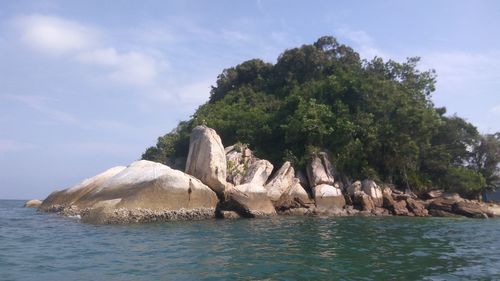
185;125;227;195
265;161;295;201
306;152;335;187
361;180;383;207
242;159;274;186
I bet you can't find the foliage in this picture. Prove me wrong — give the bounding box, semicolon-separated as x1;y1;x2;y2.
142;36;499;197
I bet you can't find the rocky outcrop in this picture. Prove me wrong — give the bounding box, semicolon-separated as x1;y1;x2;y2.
223;183;277;217
305;152;346;213
427;195;491;218
313;184;345;212
185;125;227;195
406;198;429;217
356;192;375;212
39;125;497;223
361;180;383;207
41;166;127;210
225;144;273;186
346;181;362;197
265;162;295;201
274;180;313;211
24;199;42;208
424;189;443;199
306;152;335;187
41;160;219;224
242;159;274;186
225;144;252;186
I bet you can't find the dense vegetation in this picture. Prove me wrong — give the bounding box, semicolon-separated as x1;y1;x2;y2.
142;36;500;198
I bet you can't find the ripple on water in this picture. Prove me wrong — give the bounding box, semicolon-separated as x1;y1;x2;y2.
1;200;500;280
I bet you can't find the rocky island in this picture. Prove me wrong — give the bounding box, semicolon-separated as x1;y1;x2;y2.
32;125;499;223
28;36;500;223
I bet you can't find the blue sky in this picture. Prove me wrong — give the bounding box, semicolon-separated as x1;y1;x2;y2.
1;0;499;199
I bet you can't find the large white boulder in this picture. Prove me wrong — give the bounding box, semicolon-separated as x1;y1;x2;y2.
313;184;346;211
185;125;228;195
24;199;42;208
41;160;219;223
225;183;277;217
41;166;126;210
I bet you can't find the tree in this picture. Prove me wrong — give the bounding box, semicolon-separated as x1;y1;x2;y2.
142;35;489;197
471;133;500;191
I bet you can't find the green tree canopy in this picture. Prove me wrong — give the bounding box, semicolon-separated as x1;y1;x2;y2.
142;36;499;198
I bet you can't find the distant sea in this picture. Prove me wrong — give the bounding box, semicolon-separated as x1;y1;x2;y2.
1;199;500;280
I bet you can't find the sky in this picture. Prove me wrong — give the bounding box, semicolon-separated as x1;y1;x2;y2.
1;0;499;199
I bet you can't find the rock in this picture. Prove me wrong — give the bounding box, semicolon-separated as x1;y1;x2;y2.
225;144;273;187
427;198;457;213
373;207;390;216
295;170;310;192
41;160;219;224
224;183;277;217
452;201;488;218
185;125;227;195
425;188;441;199
306;152;335;187
443;193;464;202
393;194;412;201
274;180;313;210
225;144;252;186
392;200;410;216
242;159;273;186
41;166;127;209
382;188;396;209
346;181;362;197
279;207;312;216
428;209;462;217
486;204;500;217
426;197;487;218
406;198;429;217
313;184;345;211
265;161;295;201
361;180;383;207
382;188;409;215
24;199;42;208
356;192;374;212
217;210;241;219
164;157;187;171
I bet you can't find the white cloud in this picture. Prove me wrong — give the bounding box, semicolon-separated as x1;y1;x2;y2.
1;94;77;124
12;14;165;86
492;104;500;114
337;27;389;60
77;48;162;86
222;29;251;43
14;14;98;55
0;139;36;154
421;51;500;87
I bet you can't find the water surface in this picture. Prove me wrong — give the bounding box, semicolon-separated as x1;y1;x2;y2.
1;200;499;280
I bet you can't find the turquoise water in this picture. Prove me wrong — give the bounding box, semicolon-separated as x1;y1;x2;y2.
1;200;500;280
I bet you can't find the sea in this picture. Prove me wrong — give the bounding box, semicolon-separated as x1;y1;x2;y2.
1;199;500;281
